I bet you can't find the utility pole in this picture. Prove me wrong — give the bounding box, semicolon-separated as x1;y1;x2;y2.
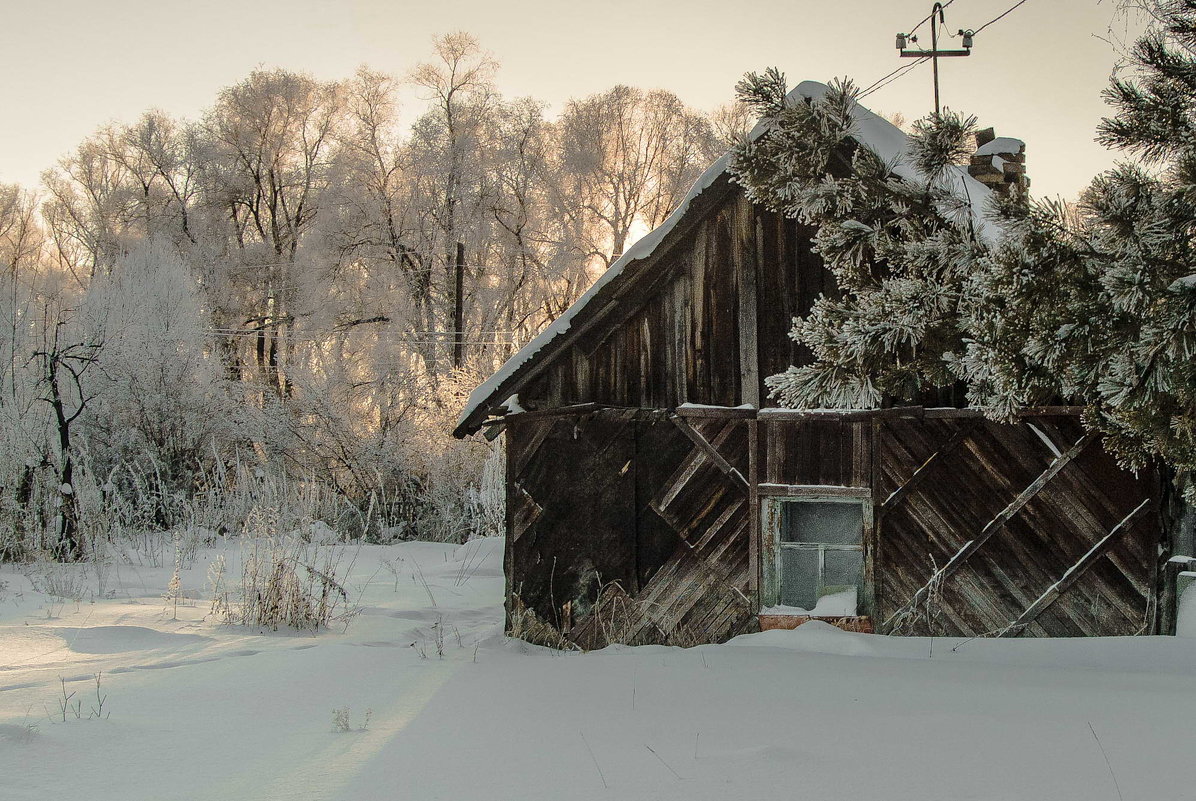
453;241;465;370
896;3;973;115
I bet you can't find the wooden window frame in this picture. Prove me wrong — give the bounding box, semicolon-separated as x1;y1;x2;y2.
760;487;875;616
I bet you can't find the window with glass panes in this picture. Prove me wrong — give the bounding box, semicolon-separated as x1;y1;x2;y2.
770;499;864;613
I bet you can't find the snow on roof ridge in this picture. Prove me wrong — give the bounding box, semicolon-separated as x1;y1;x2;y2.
456;81;999;434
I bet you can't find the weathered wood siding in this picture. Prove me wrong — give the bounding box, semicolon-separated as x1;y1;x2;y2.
507;407;1161;647
873;411;1158;637
760;412;872;487
518;179;830;412
506;407;755;649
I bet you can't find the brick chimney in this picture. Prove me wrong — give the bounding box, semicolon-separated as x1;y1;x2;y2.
969;128;1028;196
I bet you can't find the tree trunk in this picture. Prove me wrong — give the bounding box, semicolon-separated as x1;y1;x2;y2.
46;357;81;562
453;241;465;369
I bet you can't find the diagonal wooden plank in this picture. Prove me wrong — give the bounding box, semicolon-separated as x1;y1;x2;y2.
670;415;749;493
879;419;979;517
510;418;556;477
509;483;543;542
883;429;1099;629
999;498;1152;637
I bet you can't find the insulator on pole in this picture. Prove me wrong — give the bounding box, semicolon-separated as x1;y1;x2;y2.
896;33;907;49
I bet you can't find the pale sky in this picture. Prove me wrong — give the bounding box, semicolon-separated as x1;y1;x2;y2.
2;0;1139;200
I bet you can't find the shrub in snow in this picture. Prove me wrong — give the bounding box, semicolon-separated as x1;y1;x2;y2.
464;441;505;541
23;559;90;602
226;537;358;632
331;706;371;733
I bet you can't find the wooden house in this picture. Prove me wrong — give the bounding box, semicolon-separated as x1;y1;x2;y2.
454;82;1172;647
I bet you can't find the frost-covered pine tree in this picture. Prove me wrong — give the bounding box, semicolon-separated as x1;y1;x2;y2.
730;72;988;409
960;0;1196;498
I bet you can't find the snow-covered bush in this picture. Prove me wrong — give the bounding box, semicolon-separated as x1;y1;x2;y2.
465;440;505;540
228;536;358;632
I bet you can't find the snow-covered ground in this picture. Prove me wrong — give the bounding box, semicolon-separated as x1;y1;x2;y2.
2;537;1194;801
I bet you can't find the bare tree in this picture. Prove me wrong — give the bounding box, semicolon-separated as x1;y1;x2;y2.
0;43;755;556
710;100;756;146
34;314;99;561
196;68;346;395
409;32;498;372
556;86;719;264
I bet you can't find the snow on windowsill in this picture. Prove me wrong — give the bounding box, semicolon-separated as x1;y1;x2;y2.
1177;574;1196;637
762;589;858;618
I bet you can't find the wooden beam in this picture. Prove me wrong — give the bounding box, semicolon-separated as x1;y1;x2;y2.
506;402;602;421
748;418;760;607
756;407;924;422
674;405;756;419
509;483;544;542
737;213;760;408
879;420;979;517
757;483;872;498
1018;406;1085;417
670;415;750;494
1000;498;1152;636
884;430;1098;628
755;410;867;422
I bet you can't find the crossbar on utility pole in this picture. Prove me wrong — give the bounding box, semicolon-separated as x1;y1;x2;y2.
896;2;973;115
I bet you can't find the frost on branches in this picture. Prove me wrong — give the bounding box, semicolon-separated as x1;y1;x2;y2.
731;1;1196;499
730;73;988;410
963;0;1196;498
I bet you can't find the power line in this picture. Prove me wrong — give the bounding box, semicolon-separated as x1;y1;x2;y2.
973;0;1030;34
872;58;932;99
207;328;517;335
226;261;512;271
859;58;924;97
204;328;519;347
863;1;967;101
905;0;958;37
208;334;516;345
894;2;974;113
859;56;931;100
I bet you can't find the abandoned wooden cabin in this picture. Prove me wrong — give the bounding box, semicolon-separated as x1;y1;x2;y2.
454;81;1173;647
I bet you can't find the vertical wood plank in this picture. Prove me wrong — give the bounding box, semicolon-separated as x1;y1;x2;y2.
738;210;761;408
748;418;760;607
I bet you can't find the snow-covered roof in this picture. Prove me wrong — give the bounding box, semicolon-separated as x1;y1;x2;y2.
779;82;1000;243
454;81;1001;437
